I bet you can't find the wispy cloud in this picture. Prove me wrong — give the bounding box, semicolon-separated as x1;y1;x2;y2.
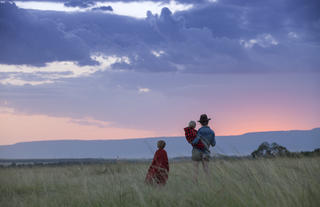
240;34;278;49
69;117;111;128
0;55;129;85
138;88;151;93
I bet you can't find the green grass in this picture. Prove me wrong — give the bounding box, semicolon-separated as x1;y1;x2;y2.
0;157;319;207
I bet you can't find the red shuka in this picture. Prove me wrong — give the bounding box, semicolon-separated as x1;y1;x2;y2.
145;149;169;185
184;127;205;150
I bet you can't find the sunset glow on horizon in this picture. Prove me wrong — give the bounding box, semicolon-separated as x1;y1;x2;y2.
1;95;319;145
0;108;157;145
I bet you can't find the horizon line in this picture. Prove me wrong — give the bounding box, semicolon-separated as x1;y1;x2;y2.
2;127;319;147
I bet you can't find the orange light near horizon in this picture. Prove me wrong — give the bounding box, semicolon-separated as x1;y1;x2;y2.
0;110;156;145
0;104;319;145
211;102;320;136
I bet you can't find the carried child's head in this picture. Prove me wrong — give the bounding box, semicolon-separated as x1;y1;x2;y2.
157;140;166;149
188;120;196;129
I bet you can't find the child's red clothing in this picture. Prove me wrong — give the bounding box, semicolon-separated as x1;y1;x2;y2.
184;127;205;150
145;149;169;185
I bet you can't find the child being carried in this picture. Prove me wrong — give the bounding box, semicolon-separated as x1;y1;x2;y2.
184;121;208;152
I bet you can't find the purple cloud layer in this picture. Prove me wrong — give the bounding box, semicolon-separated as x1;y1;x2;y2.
1;0;319;73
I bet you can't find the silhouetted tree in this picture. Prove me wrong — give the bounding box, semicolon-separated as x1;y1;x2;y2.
270;142;289;156
252;142;289;158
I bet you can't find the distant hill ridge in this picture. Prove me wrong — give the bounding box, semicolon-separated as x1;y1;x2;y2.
241;127;320;136
0;128;319;159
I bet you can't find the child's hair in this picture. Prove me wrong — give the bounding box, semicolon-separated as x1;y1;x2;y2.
157;140;166;149
188;120;196;128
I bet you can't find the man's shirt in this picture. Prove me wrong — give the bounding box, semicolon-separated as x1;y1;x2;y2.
192;126;216;149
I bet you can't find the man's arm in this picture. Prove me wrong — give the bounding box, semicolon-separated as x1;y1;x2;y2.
211;131;216;147
191;131;201;145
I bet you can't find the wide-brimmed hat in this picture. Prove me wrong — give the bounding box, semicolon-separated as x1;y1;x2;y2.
198;114;211;124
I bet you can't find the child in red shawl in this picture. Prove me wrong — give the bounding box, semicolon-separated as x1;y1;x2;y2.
145;140;169;186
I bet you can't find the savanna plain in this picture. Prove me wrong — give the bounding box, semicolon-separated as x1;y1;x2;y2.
0;157;319;207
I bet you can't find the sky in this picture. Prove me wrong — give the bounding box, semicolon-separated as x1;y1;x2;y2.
0;0;319;145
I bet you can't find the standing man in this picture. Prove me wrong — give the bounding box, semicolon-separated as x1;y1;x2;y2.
191;114;216;175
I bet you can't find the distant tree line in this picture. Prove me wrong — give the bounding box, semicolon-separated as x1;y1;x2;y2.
251;142;320;158
1;145;319;168
0;158;154;168
0;158;118;168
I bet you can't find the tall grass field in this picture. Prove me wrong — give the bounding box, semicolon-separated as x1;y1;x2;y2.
1;157;319;207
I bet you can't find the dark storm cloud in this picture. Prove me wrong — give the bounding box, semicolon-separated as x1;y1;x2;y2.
0;2;97;66
179;0;320;41
91;6;113;12
1;0;320;72
64;0;96;8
